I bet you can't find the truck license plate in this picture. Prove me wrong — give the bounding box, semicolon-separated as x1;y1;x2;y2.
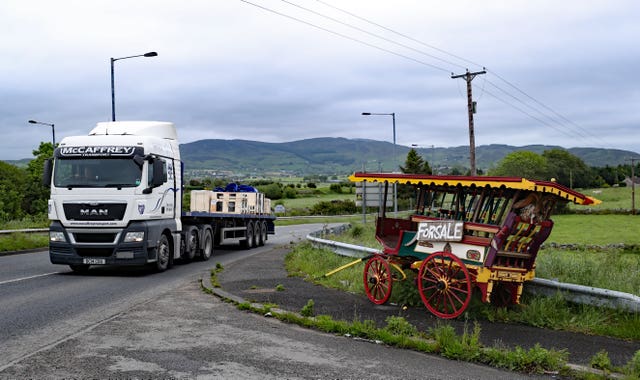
83;258;106;265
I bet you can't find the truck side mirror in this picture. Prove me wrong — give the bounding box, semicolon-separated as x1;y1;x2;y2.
143;158;166;194
42;158;53;188
152;159;165;187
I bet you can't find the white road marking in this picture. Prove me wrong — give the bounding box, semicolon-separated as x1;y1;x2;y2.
0;272;61;286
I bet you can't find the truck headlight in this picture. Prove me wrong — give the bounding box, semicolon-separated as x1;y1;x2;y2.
124;231;145;243
50;231;66;242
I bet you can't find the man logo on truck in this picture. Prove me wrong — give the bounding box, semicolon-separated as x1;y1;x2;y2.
80;209;109;217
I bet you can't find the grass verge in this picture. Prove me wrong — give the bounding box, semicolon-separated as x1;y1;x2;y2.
286;241;640;341
0;232;48;252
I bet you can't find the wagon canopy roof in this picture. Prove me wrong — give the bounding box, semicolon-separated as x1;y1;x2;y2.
348;172;601;206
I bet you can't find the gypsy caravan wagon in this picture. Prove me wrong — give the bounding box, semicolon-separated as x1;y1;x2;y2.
348;173;600;319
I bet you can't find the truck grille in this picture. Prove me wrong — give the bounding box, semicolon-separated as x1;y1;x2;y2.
63;203;127;221
76;248;114;257
73;232;118;243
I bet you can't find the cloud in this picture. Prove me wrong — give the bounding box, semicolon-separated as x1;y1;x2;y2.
1;0;638;160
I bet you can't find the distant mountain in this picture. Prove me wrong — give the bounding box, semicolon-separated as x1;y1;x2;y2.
4;138;636;175
179;138;640;176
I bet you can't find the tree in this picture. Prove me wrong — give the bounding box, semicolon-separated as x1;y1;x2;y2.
400;149;432;175
22;142;54;215
257;183;283;200
542;148;593;188
397;149;432;210
0;161;27;221
489;151;548;179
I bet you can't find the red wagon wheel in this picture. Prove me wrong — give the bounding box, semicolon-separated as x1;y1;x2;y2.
417;251;472;319
363;255;393;305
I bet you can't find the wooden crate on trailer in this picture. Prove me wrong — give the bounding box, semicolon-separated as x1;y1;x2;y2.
190;190;213;212
208;191;263;214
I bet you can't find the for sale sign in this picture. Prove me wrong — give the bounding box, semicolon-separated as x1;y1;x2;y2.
417;220;463;242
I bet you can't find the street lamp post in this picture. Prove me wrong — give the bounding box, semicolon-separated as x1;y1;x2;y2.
362;112;397;214
28;119;55;146
110;51;158;121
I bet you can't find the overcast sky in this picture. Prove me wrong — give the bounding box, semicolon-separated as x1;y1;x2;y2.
1;0;638;160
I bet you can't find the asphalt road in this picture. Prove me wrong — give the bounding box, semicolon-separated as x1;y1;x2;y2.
0;224;314;372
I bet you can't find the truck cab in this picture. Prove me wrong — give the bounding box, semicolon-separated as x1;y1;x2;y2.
44;121;182;272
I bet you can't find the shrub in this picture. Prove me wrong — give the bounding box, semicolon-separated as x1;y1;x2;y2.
329;184;343;194
301;299;315;317
309;200;357;215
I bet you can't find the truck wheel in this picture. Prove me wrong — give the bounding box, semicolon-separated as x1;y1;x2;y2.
200;229;213;261
241;222;253;250
69;264;90;273
257;221;265;246
182;227;198;262
155;234;171;272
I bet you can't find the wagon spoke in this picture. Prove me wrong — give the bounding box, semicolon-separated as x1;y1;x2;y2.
418;252;472;319
363;256;393;305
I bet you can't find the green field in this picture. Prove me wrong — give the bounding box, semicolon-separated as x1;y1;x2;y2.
549;214;640;245
275;189;354;210
569;185;637;211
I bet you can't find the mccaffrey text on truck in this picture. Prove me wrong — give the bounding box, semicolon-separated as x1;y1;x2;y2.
42;121;275;273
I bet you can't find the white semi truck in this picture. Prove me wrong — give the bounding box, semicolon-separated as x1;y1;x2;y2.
42;121;275;273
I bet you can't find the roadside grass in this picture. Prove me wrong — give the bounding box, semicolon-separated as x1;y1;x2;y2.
285;241;640;341
0;215;49;230
0;232;48;252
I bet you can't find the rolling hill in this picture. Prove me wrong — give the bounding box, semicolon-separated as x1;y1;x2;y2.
179;138;640;176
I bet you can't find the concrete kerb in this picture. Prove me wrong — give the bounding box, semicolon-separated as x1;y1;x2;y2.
199;270;290;317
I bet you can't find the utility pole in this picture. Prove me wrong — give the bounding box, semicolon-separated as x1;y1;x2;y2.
452;68;486;175
627;158;637;215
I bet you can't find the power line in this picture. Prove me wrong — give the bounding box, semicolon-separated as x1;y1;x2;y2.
486;69;604;145
239;0;451;73
313;0;485;70
240;0;606;149
279;0;467;70
309;1;608;148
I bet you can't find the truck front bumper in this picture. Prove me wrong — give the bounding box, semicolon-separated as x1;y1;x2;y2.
48;221;157;267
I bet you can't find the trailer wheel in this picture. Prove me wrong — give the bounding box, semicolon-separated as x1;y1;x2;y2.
417;251;471;319
258;221;266;246
155;233;171;272
241;222;253;250
250;222;259;248
200;229;213;261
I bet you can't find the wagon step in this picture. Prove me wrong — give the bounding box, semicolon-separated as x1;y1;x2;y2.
496;250;532;259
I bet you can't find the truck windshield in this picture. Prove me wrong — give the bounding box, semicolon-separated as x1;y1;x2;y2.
53;158;143;188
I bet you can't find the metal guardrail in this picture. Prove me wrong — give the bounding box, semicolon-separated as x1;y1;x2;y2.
0;228;48;235
307;224;640;313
